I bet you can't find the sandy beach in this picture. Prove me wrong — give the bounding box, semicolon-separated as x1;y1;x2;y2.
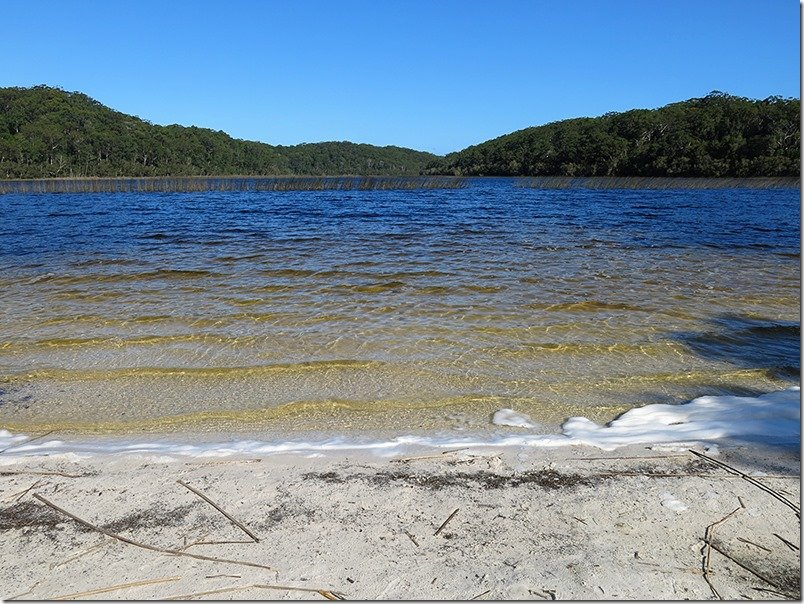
0;437;799;601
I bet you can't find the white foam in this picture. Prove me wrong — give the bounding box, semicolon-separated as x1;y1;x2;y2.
560;387;800;449
0;387;798;460
492;409;537;428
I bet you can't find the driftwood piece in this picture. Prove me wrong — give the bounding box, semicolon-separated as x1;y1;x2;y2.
51;576;181;600
32;493;273;570
688;450;800;517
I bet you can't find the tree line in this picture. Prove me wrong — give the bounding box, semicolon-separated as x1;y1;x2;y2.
0;86;437;178
1;86;798;180
425;92;799;177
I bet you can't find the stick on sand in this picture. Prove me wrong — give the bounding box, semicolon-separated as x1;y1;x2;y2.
177;479;260;542
434;508;459;536
688;450;800;517
701;505;742;599
32;493;272;571
51;576;181;600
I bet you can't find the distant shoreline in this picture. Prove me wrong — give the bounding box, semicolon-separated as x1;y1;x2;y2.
0;175;798;194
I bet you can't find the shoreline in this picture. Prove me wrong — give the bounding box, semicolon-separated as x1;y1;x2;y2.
1;390;799;600
1;386;798;460
1;440;799;600
0;175;798;195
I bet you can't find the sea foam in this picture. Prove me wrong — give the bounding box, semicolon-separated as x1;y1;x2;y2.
0;387;798;459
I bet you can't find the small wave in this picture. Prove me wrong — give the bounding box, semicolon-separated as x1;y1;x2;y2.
465;285;506;293
37;314;224;328
4;359;385;382
29;269;221;285
259;269;319;278
495;341;688;358
70;258;147;268
411;285;453;295
52;290;127;301
352;281;407;293
527;301;649;313
0;333;267;352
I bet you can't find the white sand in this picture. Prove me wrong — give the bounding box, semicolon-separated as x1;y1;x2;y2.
0;441;799;600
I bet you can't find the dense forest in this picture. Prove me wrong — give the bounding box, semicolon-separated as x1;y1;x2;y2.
0;86;437;178
426;92;800;177
0;86;799;179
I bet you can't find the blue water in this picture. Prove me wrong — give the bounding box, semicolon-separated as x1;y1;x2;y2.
0;180;799;435
1;181;800;261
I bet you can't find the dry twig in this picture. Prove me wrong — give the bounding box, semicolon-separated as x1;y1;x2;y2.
434;508;460;536
752;586;792;598
572;454;688;461
177;479;260;542
773;533;799;552
32;493;273;570
706;539;793;595
735;537;771;553
391;449;469;463
470;589;491;600
5;580;41;600
701;504;743;599
688;450;800;517
3;479;45;502
318;589;347;600
164;583;345;600
50;538;111;570
51;576;181;600
181;539;254;549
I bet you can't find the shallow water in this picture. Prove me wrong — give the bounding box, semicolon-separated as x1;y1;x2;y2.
0;180;799;437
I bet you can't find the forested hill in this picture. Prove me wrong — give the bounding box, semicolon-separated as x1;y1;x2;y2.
0;86;438;178
2;87;799;180
426;92;800;177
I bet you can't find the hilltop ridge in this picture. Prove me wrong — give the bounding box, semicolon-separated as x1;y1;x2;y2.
425;91;800;178
0;86;799;179
0;86;437;178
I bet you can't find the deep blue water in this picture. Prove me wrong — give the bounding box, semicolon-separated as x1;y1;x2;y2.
1;180;800;264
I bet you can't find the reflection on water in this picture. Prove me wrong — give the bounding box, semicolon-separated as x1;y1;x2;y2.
0;181;799;435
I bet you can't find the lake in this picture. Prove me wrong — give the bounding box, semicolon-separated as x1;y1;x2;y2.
0;179;799;441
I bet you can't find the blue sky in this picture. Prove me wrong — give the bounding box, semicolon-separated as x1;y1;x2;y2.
2;0;799;155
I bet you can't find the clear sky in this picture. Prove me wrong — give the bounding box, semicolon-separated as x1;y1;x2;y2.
2;0;799;155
